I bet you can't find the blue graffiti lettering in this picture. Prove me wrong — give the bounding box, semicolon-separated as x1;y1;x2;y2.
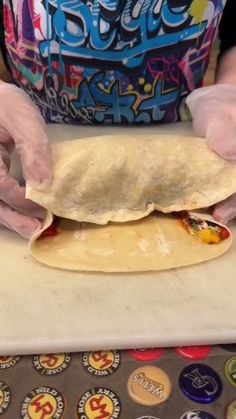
80;72;137;123
40;0;206;69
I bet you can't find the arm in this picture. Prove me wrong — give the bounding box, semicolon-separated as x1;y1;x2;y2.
0;51;10;82
216;47;236;84
0;5;52;238
0;2;10;82
216;0;236;84
0;81;52;237
186;0;236;156
186;0;236;223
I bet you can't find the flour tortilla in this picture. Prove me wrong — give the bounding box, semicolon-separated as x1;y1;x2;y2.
30;212;232;272
26;135;236;225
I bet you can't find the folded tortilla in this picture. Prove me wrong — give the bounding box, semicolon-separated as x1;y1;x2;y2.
30;212;232;272
27;135;235;272
26;135;236;225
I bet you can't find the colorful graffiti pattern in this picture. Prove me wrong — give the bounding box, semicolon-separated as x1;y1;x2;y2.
3;0;225;124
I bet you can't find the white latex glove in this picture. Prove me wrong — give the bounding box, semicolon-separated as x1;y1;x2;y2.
186;84;236;224
0;81;51;238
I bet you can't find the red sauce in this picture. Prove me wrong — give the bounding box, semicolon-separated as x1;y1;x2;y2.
38;218;59;239
220;226;230;240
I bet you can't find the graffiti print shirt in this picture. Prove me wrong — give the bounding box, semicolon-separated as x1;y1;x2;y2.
2;0;226;124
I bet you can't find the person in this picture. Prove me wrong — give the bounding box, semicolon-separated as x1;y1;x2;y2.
0;0;236;238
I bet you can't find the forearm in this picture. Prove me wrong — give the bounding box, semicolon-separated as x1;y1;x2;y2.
216;46;236;85
0;51;10;82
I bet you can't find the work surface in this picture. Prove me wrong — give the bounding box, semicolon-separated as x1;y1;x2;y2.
1;122;236;355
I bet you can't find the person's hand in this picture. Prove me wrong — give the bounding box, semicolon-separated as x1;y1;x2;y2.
0;81;51;238
186;84;236;224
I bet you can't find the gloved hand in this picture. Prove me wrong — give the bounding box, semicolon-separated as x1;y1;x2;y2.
186;84;236;224
0;81;51;238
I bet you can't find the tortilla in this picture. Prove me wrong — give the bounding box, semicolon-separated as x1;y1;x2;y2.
26;135;236;225
30;212;232;272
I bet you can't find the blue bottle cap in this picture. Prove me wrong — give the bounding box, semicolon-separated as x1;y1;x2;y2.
179;363;222;404
180;411;216;419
